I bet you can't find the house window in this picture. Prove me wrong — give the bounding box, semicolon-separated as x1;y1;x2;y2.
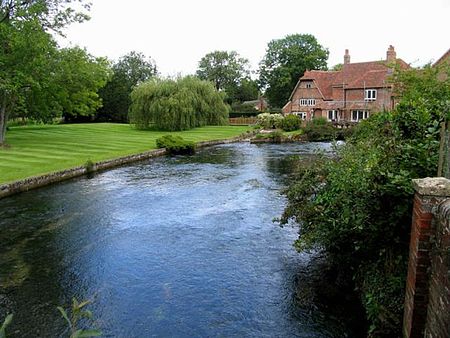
351;110;370;122
328;110;338;121
299;98;316;106
293;112;307;120
365;89;377;101
306;82;312;88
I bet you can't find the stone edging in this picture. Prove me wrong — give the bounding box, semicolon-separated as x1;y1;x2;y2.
0;135;248;200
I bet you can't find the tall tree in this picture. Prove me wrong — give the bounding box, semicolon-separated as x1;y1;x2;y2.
97;51;157;122
196;50;251;104
0;0;90;144
258;34;329;108
55;47;111;122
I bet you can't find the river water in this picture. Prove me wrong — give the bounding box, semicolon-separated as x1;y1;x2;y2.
0;142;357;337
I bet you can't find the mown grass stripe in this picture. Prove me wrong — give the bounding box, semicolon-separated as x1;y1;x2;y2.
0;123;250;184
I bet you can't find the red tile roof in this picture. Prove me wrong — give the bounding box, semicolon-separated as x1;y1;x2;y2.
290;58;409;101
433;48;450;67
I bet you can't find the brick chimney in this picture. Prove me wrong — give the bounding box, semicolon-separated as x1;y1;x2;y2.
386;45;396;63
344;49;350;65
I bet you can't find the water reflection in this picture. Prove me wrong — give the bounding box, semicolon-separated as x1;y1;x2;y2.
1;142;354;337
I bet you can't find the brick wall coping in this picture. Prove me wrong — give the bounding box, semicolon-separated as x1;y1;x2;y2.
412;177;450;196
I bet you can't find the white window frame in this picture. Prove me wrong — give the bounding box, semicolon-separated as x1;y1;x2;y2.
299;98;316;106
292;112;307;120
364;89;377;101
351;110;370;122
328;110;338;121
306;82;312;88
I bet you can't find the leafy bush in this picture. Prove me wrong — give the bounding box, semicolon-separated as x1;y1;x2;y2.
303;120;336;141
129;76;229;131
254;130;284;142
84;159;95;173
156;135;195;155
281;64;449;336
311;116;328;126
280;114;302;131
256;113;283;129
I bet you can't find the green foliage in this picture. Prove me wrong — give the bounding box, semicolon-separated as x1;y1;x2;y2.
0;0;91;144
258;34;329;107
280;114;301;131
281;64;449;335
156;135;195;155
196;50;257;104
311;116;328;126
57;298;101;338
0;314;13;338
229;78;260;104
55;47;111;122
358;257;407;336
129;76;229;131
254;130;284;142
97;51;157;123
256;113;283;129
229;102;260;117
330;63;343;71
84;159;95;173
303;119;340;141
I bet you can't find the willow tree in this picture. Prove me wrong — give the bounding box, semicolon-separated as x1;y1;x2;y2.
129;76;229;131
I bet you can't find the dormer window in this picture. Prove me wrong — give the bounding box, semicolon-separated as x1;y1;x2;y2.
306;82;312;88
365;89;377;101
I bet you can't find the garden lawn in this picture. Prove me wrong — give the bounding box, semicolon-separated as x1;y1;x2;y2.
0;123;250;184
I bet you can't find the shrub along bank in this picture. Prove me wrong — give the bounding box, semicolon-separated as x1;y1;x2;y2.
280;64;450;336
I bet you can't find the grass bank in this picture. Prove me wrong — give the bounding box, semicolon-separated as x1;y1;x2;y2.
0;123;250;184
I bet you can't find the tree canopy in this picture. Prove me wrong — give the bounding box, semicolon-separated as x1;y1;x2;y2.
129;76;229;131
196;50;257;104
0;0;91;144
97;51;157;123
258;34;329;107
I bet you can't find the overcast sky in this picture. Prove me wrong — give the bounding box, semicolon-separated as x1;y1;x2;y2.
59;0;450;76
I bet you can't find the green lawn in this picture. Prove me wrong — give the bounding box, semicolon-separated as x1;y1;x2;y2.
0;123;250;184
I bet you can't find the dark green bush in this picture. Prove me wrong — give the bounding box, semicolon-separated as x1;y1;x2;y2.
156;135;195;155
280;114;302;131
281;64;449;336
311;116;328;126
303;120;336;141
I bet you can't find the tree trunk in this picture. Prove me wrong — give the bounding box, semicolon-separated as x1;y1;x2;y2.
0;96;9;146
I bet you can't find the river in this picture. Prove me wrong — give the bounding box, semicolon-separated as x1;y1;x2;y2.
0;142;361;337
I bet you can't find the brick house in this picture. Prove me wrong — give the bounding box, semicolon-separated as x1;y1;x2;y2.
433;48;450;67
282;46;409;122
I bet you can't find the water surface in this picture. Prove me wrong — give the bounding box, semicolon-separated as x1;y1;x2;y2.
0;142;354;337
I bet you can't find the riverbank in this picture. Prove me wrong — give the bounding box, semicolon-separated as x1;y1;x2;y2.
0;124;251;199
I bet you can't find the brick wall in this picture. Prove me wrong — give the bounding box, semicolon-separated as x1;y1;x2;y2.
424;199;450;337
403;177;450;338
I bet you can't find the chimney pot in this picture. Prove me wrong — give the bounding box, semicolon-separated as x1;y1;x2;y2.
386;45;396;63
344;49;350;65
